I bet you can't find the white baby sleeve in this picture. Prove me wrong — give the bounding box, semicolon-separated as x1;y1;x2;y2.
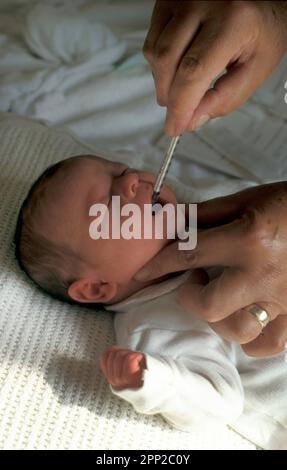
111;327;244;431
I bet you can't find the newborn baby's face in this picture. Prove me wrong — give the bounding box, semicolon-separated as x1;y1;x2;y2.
48;155;177;302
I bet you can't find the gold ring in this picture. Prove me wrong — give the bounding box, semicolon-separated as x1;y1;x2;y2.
246;304;271;329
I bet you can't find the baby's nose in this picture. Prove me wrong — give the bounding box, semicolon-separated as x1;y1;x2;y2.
121;172;139;200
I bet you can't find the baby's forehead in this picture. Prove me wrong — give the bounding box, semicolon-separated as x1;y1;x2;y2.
65;154;124;176
33;154;127;248
74;154;122;166
46;154;124;205
43;155;126;213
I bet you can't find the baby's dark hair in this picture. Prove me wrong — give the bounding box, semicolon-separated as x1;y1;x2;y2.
14;156;89;305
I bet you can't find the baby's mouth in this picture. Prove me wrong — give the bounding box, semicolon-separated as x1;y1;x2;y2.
151;194;170;216
137;176;173;212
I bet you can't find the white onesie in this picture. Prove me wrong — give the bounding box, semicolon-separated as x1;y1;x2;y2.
106;272;287;450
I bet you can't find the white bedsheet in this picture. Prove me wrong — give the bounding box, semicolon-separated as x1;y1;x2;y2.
0;0;286;450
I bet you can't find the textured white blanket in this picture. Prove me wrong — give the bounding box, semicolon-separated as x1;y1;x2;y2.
0;113;256;449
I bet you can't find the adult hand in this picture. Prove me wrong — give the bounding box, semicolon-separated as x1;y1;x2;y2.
143;1;287;136
135;183;287;357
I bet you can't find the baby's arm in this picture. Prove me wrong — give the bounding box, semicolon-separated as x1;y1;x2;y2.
100;328;244;431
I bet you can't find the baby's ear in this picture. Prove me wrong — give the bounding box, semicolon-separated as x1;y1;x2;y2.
68;278;117;304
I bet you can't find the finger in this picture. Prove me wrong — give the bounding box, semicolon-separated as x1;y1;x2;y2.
102;345;120;368
99;345;119;374
185;219;245;267
164;22;239;136
113;353;126;387
125;353;146;389
143;1;172;64
111;349;131;386
105;349;117;383
152;13;201;106
195;188;257;227
106;348;128;384
126;352;145;376
105;345;129;355
242;315;287;357
110;353;143;390
179;268;255;323
209;301;281;345
135;218;246;281
188;58;264;129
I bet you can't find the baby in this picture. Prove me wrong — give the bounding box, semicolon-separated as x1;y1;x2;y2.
15;154;287;446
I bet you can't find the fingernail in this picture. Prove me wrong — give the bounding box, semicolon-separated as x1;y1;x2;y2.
193;114;210;130
164;115;177;137
165;111;188;137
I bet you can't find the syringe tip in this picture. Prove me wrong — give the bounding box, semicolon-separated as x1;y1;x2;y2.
151;192;159;207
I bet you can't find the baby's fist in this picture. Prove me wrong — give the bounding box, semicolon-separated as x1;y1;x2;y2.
100;345;147;391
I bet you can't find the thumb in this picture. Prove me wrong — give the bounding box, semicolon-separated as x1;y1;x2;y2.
196;189;251;227
134;240;191;282
135;210;247;282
